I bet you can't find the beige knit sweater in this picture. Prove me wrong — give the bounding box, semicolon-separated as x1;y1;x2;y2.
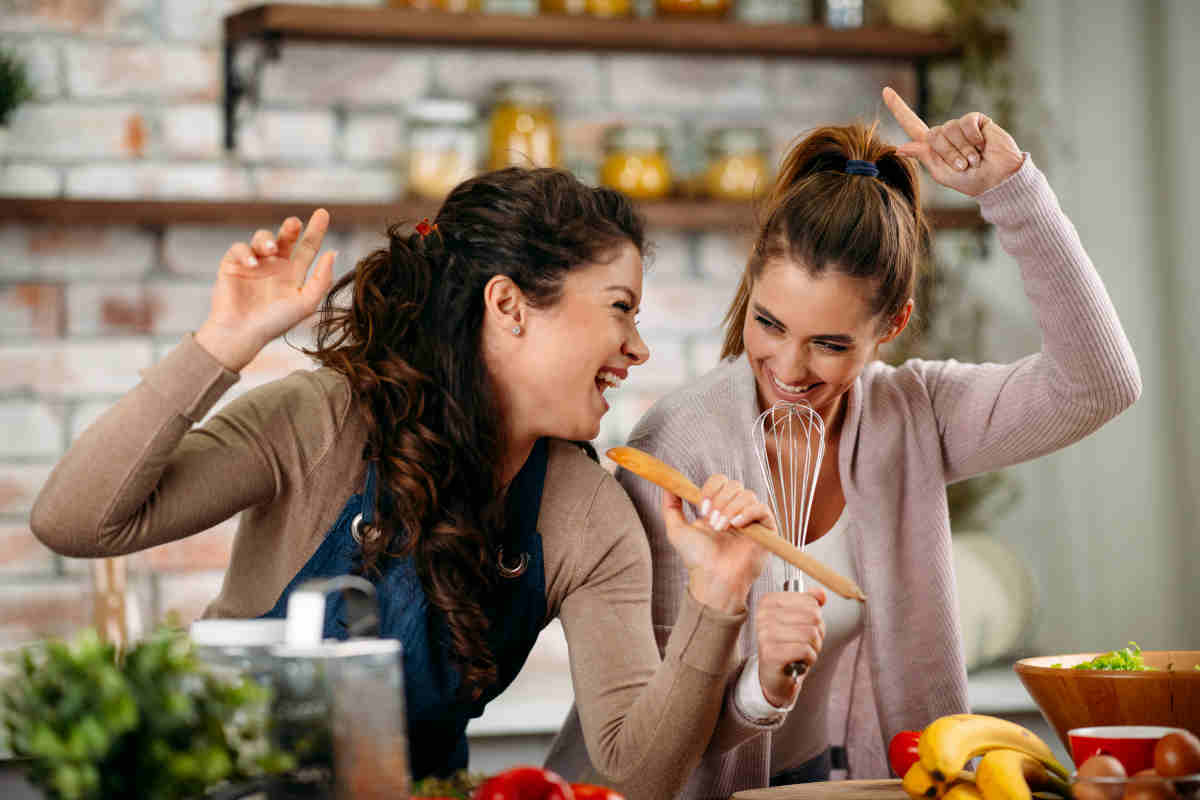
30;334;748;800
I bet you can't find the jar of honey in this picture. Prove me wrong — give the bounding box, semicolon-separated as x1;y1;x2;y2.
587;0;633;17
703;126;770;201
599;125;673;201
655;0;731;17
487;81;561;171
406;97;480;200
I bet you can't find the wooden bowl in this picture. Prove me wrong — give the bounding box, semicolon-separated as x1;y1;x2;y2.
1014;650;1200;760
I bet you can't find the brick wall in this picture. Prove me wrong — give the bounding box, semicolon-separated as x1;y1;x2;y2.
0;0;923;648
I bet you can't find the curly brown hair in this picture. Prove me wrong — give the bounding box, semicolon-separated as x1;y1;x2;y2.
722;122;930;358
306;167;644;698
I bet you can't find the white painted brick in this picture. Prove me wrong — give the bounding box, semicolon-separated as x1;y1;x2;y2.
610;55;768;112
162;224;350;278
343;113;404;164
1;283;64;338
0;0;153;37
5;104;149;160
153;570;226;627
644;231;692;278
697;230;753;281
65;282;211;336
689;332;728;376
625;332;689;390
0;578;95;649
0;401;64;458
0;163;62;196
0;37;63;99
161;0;259;44
768;60;917;120
433;51;604;112
0;339;153;396
161;105;222;159
252;166;400;202
0;463;54;515
0;523;57;575
638;276;734;335
237;109;337;163
67;162;254;199
142;281;216;335
65;41;218;102
259;44;430;108
0;224;155;281
163;225;255;277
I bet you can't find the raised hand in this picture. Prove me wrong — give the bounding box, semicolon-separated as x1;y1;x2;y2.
756;588;826;707
660;474;772;615
882;86;1024;197
195;210;337;371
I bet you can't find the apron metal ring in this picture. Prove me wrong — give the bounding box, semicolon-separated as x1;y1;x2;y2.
350;512;366;544
496;547;529;579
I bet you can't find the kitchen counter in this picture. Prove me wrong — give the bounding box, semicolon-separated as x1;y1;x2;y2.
733;778;906;800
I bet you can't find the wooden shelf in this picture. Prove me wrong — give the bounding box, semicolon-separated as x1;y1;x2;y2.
225;3;966;59
0;197;987;232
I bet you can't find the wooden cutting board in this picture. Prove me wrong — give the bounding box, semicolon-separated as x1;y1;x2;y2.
732;778;907;800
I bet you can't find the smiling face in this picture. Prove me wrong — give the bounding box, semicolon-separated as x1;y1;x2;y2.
743;258;909;430
494;240;649;447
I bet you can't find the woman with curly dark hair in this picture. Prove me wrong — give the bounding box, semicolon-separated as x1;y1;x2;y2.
31;167;775;798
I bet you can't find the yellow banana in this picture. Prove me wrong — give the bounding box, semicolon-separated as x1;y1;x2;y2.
976;749;1070;800
917;714;1070;783
943;782;985;800
904;762;978;800
904;762;940;799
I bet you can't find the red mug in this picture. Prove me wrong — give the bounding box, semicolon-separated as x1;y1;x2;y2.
1068;726;1190;773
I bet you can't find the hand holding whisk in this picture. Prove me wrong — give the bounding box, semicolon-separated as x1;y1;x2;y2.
752;401;826;678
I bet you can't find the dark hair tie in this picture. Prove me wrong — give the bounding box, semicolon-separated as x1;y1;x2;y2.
845;159;879;177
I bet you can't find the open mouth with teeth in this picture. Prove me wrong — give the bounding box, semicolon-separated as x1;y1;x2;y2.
771;371;822;396
596;369;625;393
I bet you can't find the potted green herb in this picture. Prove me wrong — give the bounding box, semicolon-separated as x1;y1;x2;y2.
0;47;34;155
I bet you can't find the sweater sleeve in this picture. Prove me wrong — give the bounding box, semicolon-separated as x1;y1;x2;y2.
556;472;746;800
916;156;1141;482
30;335;329;558
619;415;786;758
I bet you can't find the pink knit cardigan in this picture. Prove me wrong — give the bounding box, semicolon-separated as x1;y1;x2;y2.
545;156;1141;798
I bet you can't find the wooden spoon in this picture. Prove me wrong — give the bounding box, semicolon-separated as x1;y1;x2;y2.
608;446;867;603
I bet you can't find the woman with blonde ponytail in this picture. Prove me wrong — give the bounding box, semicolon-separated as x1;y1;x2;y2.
549;89;1140;797
31;167;778;798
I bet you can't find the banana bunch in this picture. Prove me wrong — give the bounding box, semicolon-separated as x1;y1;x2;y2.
901;715;1072;800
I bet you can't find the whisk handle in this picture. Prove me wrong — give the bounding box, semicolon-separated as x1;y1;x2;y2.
782;578;810;678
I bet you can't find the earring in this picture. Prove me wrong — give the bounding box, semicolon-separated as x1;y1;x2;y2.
511;325;522;335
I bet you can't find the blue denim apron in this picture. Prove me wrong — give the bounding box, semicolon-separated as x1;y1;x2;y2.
261;438;549;779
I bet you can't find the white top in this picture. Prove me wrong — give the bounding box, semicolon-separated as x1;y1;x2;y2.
732;509;865;770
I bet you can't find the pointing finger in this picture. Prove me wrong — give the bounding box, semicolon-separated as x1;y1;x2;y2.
882;86;930;141
290;209;330;277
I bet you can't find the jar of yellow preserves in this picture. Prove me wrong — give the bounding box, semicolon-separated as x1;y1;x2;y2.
487;82;561;170
587;0;633;17
406;97;480;200
599;125;673;201
703;126;770;200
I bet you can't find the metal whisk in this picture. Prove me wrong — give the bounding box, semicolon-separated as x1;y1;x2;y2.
752;401;826;677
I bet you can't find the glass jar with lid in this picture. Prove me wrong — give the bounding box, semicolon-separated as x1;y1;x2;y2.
599;125;673;201
703;126;771;201
539;0;588;13
487;81;561;171
406;96;480;200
